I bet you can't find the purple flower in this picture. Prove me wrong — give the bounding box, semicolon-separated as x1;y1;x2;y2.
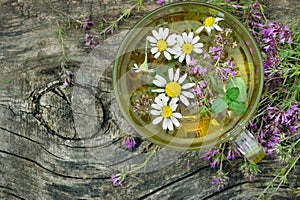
198;67;208;75
189;58;197;66
210;161;218;168
203;53;210;60
191;86;202;96
202;149;217;161
111;173;125;186
186;160;191;167
156;0;166;6
124;136;136;150
82;17;94;30
211;170;229;191
85;33;100;48
226;146;239;160
199;80;207;89
218;59;237;81
188;65;199;75
61;70;73;87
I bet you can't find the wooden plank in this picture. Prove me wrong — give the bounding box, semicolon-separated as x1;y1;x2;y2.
0;0;299;199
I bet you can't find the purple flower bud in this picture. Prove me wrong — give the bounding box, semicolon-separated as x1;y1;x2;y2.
156;0;166;6
124;136;136;150
82;17;94;30
199;80;207;89
111;173;125;186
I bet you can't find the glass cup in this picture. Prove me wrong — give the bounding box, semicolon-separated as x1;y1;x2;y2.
113;2;265;163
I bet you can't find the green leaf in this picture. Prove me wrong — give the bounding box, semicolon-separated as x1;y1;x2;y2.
226;87;240;100
211;98;227;114
166;59;177;68
210;75;225;94
226;77;247;102
228;101;247;114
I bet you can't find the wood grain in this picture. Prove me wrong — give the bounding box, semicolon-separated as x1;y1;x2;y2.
0;0;299;199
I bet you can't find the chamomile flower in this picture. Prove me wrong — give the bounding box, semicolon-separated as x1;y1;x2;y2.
152;68;196;106
196;17;224;35
146;27;177;60
173;32;204;65
131;40;155;73
150;94;182;131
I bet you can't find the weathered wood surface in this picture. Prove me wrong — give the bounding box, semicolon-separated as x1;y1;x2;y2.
0;0;299;199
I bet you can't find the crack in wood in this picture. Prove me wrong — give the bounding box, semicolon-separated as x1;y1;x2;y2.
0;185;25;200
0;149;107;180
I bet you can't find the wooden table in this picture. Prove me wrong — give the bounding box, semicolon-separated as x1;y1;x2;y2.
0;0;299;199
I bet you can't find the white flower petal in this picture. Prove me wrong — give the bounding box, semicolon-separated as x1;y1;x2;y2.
194;43;204;48
180;95;190;106
182;32;188;43
173;112;182;119
147;36;157;44
162;118;168;130
133;63;139;69
151;47;158;54
178;73;187;84
181;91;195;98
174;68;180;82
215;17;224;22
213;24;223;32
187;32;194;42
155;74;167;85
158;27;164;36
164;51;172;60
132;68;140;73
177;35;184;46
151;103;162;110
152;29;160;39
152;88;165;93
205;27;212;35
153;80;165;87
182;82;196;89
167;34;177;45
170;116;180;127
168;68;174;81
166;47;176;55
152;116;163;125
191;36;200;45
178;53;185;63
161;95;169;106
195;26;204;34
169;97;179;111
167;119;173;131
163;28;169;40
154;52;161;59
193;48;203;54
150;110;161;116
186;54;191;65
154;95;163;107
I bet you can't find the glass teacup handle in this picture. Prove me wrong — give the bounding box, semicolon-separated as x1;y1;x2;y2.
231;128;265;163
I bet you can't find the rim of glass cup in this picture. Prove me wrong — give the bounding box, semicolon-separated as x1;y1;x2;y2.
113;1;264;150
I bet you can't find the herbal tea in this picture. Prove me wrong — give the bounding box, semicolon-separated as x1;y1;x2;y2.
114;5;261;150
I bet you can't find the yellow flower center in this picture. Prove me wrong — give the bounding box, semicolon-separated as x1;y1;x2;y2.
165;82;182;98
204;17;215;27
161;106;173;118
182;43;193;54
157;40;167;52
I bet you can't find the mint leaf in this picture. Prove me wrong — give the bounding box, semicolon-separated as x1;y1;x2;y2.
226;87;240;100
228;101;247;114
226;77;247;102
210;75;225;94
211;98;227;114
